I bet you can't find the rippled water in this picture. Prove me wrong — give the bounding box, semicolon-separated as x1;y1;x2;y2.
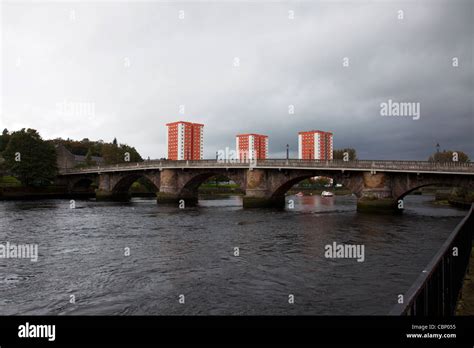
0;194;467;315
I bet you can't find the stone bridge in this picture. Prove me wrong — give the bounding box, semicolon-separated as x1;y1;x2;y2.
56;159;474;212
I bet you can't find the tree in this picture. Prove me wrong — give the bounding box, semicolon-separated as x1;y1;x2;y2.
102;143;122;164
428;150;469;163
118;144;143;163
85;148;95;166
3;129;58;186
0;128;10;153
101;143;143;164
47;136;143;165
137;177;157;192
333;148;357;161
313;176;331;187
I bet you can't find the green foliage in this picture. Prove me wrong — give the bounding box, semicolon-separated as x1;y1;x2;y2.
136;177;154;191
200;182;239;189
84;148;95;166
48;137;143;165
48;138;101;156
3;129;58;187
296;177;331;188
101;143;142;164
0;156;6;173
0;175;22;187
333;148;357;161
202;175;233;187
119;144;143;163
313;177;331;186
214;175;230;183
296;179;313;187
428;150;469;163
0;128;11;153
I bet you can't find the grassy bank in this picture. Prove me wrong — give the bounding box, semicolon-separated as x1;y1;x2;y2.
0;175;94;200
287;187;352;196
456;246;474;315
0;185;92;200
198;183;244;195
0;176;22;187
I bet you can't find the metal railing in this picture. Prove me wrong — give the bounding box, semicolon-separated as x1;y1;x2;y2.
59;159;474;175
389;204;474;316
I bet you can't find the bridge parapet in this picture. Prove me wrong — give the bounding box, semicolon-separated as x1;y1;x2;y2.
59;159;474;175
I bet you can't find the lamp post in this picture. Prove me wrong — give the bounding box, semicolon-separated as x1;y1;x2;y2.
286;144;289;160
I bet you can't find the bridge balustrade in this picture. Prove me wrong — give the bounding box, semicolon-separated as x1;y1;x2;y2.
59;159;474;175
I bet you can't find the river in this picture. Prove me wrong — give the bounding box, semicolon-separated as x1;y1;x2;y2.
0;194;467;315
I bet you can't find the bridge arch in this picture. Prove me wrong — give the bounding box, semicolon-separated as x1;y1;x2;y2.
70;177;94;190
181;171;245;193
396;183;449;201
270;174;317;198
394;183;474;210
243;169;365;208
68;176;98;197
178;170;246;203
157;168;247;205
96;171;161;200
111;173;160;194
268;170;364;199
392;173;474;201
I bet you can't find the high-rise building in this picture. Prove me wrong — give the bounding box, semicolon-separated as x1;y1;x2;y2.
298;130;333;160
166;121;204;160
236;133;268;160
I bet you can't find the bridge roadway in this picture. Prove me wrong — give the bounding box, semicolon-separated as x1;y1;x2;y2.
57;159;474;212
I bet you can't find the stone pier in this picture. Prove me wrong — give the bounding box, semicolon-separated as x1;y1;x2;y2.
156;169;199;205
242;169;285;208
356;172;399;213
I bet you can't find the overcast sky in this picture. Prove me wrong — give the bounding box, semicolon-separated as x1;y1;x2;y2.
1;0;473;160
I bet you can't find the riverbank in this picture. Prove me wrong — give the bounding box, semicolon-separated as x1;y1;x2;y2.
198;185;244;195
0;186;94;200
456;246;474;315
287;187;352;195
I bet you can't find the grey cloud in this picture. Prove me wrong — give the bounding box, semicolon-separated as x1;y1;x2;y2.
1;1;472;160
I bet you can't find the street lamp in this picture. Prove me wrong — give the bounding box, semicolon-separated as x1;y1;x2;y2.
286;144;289;160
